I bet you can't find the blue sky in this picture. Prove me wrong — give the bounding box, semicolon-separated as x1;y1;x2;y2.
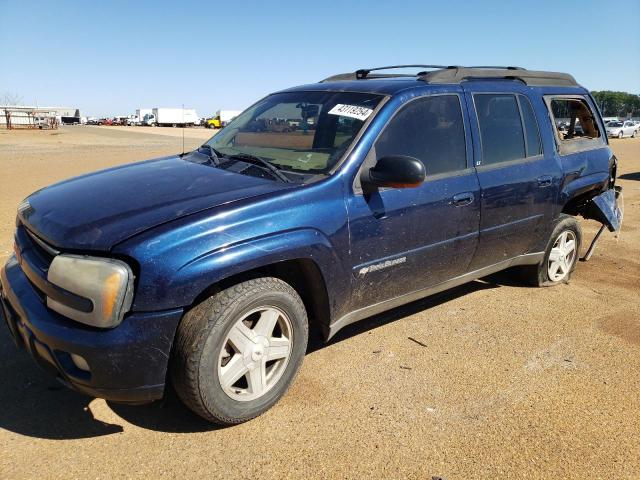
1;0;638;117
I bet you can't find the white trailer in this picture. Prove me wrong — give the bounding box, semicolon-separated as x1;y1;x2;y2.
216;110;242;126
144;108;200;127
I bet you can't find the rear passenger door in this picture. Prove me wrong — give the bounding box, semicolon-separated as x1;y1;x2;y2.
463;84;562;270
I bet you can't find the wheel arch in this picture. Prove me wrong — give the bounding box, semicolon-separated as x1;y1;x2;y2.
189;257;332;340
560;169;612;216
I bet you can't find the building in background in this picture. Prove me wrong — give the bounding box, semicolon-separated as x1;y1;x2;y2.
1;105;81;129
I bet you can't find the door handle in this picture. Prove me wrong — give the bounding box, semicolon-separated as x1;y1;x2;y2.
537;175;553;187
452;192;474;207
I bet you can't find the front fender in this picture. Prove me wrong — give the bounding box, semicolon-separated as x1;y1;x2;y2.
124;228;349;313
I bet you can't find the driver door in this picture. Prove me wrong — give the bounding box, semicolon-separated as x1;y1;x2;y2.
346;93;480;311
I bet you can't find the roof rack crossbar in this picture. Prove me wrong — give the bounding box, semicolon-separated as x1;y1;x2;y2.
355;64;454;79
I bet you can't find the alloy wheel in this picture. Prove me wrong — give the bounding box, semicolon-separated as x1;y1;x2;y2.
217;306;293;402
547;230;577;282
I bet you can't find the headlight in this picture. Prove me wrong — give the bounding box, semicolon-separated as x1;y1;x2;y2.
47;255;134;328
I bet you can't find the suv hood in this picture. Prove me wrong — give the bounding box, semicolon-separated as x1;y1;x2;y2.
19;155;291;251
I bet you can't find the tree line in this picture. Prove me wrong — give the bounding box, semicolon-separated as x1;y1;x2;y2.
591;91;640;118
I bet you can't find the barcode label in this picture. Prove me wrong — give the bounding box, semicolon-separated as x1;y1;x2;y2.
328;104;373;121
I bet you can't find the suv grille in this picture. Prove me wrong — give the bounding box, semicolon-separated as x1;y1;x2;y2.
14;222;58;303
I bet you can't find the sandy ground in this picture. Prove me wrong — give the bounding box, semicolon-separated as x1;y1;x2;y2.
0;126;638;479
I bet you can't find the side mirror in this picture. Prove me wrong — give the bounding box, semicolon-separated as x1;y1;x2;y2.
361;155;426;189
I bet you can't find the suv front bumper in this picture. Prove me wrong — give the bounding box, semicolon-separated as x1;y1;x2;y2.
1;255;183;404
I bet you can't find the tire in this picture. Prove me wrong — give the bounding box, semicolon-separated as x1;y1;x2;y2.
618;131;623;139
519;214;582;287
632;130;636;138
171;277;309;425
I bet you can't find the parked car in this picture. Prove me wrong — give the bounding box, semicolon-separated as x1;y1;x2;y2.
1;65;622;426
606;120;637;138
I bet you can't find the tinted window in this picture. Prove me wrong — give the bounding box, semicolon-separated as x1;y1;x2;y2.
519;96;542;156
474;94;525;165
375;95;466;176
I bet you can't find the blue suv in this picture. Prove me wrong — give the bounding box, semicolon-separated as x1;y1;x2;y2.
0;66;622;424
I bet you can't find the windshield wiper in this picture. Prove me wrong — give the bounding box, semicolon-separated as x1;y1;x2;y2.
226;153;291;183
197;144;221;165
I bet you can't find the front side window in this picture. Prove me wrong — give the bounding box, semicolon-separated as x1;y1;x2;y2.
204;91;383;180
373;95;467;176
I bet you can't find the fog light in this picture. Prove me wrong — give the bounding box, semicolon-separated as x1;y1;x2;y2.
70;353;90;372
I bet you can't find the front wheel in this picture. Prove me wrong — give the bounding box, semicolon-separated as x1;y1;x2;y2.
519;214;581;287
171;277;308;425
618;131;624;139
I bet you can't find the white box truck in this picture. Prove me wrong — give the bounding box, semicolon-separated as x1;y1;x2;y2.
135;108;153;125
144;108;200;127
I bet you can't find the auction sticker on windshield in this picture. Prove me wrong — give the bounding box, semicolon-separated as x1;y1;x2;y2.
328;104;373;121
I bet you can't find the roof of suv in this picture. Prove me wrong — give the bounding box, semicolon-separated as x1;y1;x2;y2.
280;65;581;96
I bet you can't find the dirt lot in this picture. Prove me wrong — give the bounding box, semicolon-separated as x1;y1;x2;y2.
0;126;638;479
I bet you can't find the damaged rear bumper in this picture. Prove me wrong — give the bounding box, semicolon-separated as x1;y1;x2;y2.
585;186;623;232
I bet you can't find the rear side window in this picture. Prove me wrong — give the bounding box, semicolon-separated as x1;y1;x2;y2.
474;94;545;165
474;94;525;165
374;95;467;176
518;96;543;157
546;96;604;154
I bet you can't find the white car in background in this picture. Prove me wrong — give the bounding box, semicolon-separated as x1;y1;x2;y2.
606;121;637;138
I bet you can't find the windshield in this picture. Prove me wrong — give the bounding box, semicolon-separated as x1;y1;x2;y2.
609;122;623;127
204;91;383;177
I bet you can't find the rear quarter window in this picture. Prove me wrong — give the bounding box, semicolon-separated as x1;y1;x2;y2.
545;96;604;155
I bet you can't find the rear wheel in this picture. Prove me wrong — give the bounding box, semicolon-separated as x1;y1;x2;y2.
171;277;308;425
519;214;581;287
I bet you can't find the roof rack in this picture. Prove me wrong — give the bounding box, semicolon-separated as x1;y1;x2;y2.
321;65;578;87
321;65;453;82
